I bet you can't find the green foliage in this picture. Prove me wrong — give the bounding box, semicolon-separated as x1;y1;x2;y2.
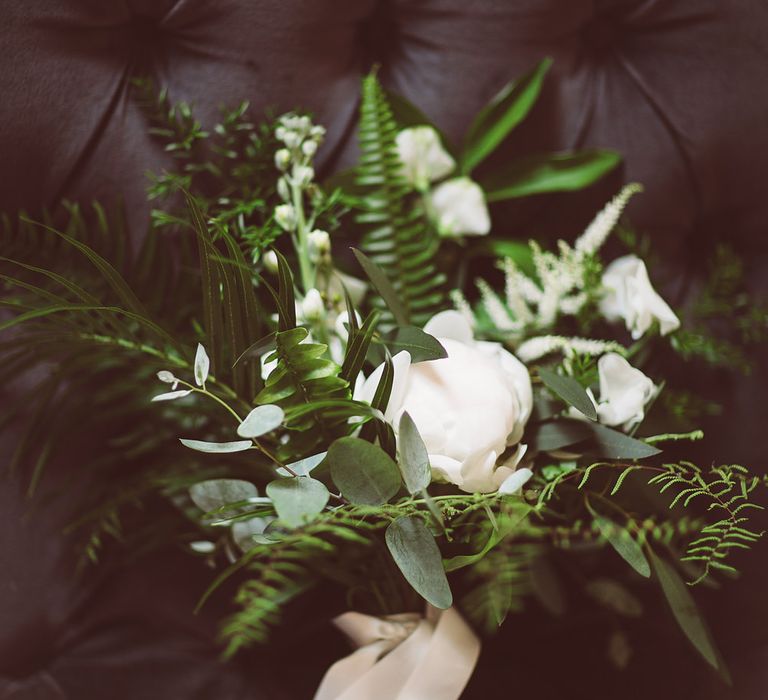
354;72;447;326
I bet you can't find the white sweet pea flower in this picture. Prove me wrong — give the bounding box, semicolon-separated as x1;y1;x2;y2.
594;353;656;430
300;288;325;321
355;311;532;493
274;203;296;231
429;177;491;237
600;255;680;339
396;126;456;190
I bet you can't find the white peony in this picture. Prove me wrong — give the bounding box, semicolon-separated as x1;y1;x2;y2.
600;255;680;339
356;311;532;493
428;177;491;237
396;126;456;190
593;353;656;431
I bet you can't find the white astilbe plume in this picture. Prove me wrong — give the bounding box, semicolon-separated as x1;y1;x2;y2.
574;183;643;257
467;184;643;336
516;335;627;363
450;289;476;328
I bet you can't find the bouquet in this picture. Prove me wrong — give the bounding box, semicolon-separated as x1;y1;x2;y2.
3;60;766;697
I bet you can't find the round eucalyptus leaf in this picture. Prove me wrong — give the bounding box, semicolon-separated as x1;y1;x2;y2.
328;437;401;505
237;404;285;438
189;479;258;513
179;438;253;454
266;477;330;528
397;412;431;494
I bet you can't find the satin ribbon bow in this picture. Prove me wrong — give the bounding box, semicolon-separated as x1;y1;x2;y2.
314;606;480;700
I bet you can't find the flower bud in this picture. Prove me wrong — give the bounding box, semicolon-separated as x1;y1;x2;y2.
310;125;326;140
274;203;296;231
301;140;318;158
291;164;314;187
262;250;279;273
301;288;325;321
282;131;301;149
277;177;291;202
274;148;291;171
307;229;331;260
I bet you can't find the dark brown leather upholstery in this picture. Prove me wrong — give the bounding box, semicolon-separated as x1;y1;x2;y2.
2;1;767;698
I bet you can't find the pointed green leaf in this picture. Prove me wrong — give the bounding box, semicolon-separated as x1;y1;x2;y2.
352;248;410;326
594;515;651;578
328;437;401;505
482;150;621;202
266;476;330;528
587;423;662;459
539;367;597;420
397;412;431;494
649;549;726;674
386;515;452;609
386;326;447;363
461;58;552;173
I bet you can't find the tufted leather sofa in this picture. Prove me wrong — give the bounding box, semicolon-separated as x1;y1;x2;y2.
2;1;768;698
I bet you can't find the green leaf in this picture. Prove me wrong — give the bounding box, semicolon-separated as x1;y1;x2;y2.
397;412;431;494
482;150;621;202
274;249;297;331
352;248;410;326
386;326;447;363
649;549;726;674
538;367;597;421
461;57;552;173
386;515;453;609
237;404;284;438
594;515;651;578
179;438;252;454
587;423;662;459
340;310;379;383
529;420;592;452
189;479;258;512
266;477;330;528
327;437;401;505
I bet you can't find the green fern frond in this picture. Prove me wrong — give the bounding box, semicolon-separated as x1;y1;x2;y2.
355;72;447;326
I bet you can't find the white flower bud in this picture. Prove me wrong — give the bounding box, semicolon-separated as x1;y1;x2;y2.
274;148;291;171
291;164;314;187
283;131;302;149
275;126;287;142
301;288;325;321
262;250;279;273
274;204;296;231
301;140;318;158
310;125;326;140
277;176;291;202
307;229;331;260
429;177;491;237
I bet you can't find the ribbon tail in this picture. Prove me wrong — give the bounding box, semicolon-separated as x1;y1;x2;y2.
313;639;390;700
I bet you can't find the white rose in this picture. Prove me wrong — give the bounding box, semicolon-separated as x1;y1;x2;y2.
591;353;656;431
600;255;680;339
396;126;456;190
428;177;491;237
356;311;532;493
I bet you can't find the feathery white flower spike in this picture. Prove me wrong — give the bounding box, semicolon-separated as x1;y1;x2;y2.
575;183;643;257
516;336;627;363
194;343;210;388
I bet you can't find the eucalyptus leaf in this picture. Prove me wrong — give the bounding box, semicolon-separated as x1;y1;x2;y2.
482;150;621;202
352;249;410;326
649;549;726;674
397;412;431;494
539;367;597;421
237;404;285;438
189;479;258;512
277;452;327;477
151;389;192;402
386;515;452;609
587;423;662;459
266;477;330;528
386;326;447;363
461;57;552;173
594;515;651;578
328;437;401;505
179;438;252;454
194;343;210;387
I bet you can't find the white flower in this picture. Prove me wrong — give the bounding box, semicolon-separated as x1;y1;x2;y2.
429;177;491;237
301;140;318;158
594;353;656;430
307;229;331;260
355;311;532;493
600;255;680;339
262;250;279;273
396;126;456;190
274;148;291;171
291;164;314;187
274;204;296;231
301;288;325;321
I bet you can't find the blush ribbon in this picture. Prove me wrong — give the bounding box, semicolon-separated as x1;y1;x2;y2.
314;606;480;700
